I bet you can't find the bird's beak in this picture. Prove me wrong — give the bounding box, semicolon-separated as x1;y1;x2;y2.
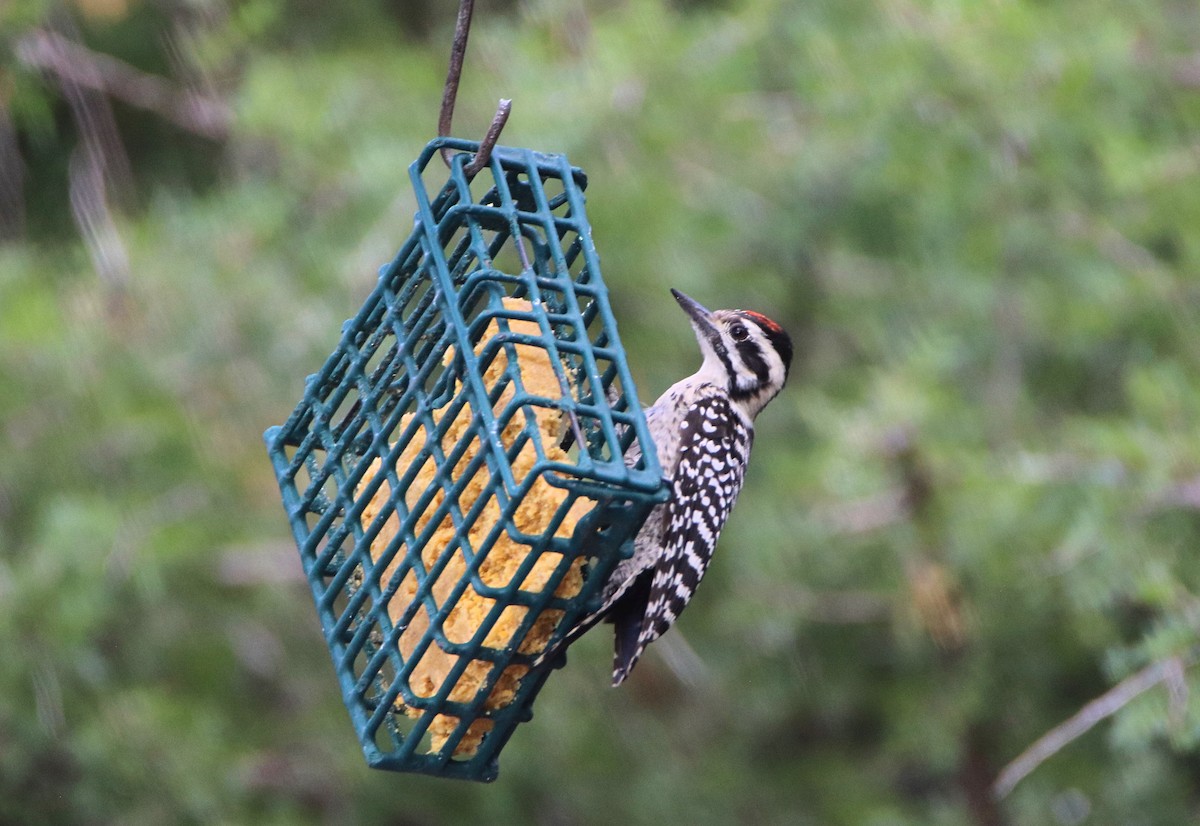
670;288;721;345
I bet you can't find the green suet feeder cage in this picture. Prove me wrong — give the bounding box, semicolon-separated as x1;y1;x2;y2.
264;137;668;781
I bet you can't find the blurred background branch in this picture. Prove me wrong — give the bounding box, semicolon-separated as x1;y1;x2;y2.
15;28;231;140
994;650;1200;800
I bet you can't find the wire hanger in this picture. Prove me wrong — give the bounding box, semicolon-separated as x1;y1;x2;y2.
439;0;511;175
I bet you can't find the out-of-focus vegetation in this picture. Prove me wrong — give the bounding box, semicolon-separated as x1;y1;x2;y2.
3;0;1200;823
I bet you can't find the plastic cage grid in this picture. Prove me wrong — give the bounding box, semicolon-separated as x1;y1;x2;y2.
264;138;668;782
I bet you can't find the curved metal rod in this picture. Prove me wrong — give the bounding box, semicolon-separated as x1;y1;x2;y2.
439;0;510;174
437;0;475;162
465;98;511;175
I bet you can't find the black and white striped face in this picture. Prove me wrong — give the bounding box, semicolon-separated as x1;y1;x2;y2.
671;289;793;419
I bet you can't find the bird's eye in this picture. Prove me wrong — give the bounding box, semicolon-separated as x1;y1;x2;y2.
730;323;749;342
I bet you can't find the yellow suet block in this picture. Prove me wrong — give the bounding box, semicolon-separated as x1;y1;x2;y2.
358;299;591;757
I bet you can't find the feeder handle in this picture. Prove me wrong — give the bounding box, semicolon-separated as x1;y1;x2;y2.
439;0;511;176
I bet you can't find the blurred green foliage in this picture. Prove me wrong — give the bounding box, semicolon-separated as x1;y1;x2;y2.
3;0;1200;823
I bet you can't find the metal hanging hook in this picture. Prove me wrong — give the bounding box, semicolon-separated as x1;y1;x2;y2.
439;0;511;176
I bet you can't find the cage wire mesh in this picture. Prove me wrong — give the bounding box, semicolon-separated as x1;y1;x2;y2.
264;138;668;781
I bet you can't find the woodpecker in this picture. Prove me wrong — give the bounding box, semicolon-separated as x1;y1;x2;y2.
561;288;793;686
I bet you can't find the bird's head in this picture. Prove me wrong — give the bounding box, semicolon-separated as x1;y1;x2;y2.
671;288;793;419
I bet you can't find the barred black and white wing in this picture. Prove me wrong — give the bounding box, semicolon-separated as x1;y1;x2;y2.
611;392;752;685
